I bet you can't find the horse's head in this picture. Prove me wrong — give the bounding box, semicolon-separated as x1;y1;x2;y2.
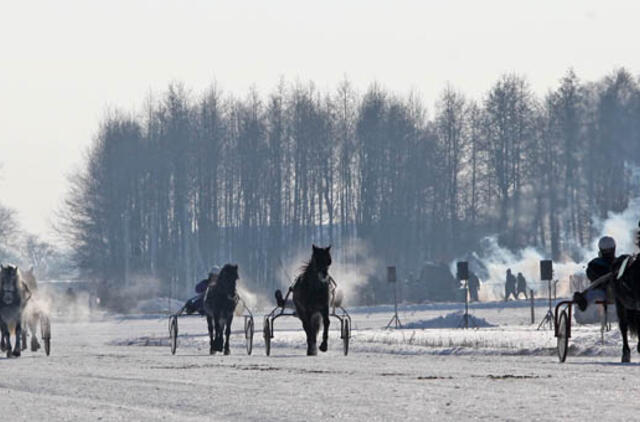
0;264;20;305
312;244;332;281
218;264;239;294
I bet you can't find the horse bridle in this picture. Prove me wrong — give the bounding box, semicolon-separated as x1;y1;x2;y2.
1;279;31;305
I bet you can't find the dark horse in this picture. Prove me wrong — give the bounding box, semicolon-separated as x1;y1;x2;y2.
293;245;332;356
608;230;640;362
202;264;239;355
0;265;29;358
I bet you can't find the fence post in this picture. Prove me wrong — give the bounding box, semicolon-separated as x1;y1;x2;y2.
530;289;535;324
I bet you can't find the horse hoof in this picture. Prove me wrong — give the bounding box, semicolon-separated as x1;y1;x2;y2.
213;339;223;352
319;342;328;352
12;350;21;358
622;352;631;363
209;347;215;355
224;349;230;356
31;342;40;352
307;346;318;356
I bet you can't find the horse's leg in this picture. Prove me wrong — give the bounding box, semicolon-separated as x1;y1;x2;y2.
30;315;40;351
633;311;640;354
206;316;215;355
298;309;314;356
0;320;7;353
21;323;27;351
309;313;321;356
319;306;330;352
4;327;11;358
224;315;232;355
617;305;631;363
213;315;224;352
13;320;22;357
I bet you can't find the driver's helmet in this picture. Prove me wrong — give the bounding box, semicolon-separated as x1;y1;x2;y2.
598;236;616;257
209;265;221;276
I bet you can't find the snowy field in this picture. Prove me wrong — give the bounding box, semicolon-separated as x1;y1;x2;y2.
2;300;640;421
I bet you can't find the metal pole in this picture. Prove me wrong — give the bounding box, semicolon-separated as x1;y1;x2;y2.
530;289;535;324
464;281;469;329
393;281;398;328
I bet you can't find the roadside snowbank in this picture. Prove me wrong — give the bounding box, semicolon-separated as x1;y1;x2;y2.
402;311;495;329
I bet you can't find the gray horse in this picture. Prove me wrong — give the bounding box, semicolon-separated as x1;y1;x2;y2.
0;265;30;358
20;267;41;351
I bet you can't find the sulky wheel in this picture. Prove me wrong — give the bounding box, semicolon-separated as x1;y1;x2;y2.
169;316;178;355
263;317;271;356
557;310;569;363
40;314;51;356
341;319;350;356
245;317;254;356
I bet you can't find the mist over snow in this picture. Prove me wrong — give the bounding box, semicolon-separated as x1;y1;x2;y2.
456;195;640;300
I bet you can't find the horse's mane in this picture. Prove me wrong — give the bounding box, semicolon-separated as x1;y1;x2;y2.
1;264;20;283
297;254;323;285
214;264;238;294
298;259;313;278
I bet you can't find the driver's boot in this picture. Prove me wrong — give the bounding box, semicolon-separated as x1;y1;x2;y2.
573;291;588;312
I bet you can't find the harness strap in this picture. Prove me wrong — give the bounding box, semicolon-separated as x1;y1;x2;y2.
21;282;32;304
618;256;632;280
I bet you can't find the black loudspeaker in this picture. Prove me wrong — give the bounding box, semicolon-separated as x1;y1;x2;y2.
457;261;469;281
387;266;397;283
540;260;553;280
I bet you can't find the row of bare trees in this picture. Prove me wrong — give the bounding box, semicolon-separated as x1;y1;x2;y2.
0;192;62;278
61;69;640;305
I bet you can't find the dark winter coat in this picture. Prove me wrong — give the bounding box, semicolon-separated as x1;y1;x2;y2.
587;256;614;282
195;278;209;294
505;273;516;291
516;274;527;293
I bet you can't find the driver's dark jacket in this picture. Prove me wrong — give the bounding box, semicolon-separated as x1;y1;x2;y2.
586;256;614;282
195;278;209;294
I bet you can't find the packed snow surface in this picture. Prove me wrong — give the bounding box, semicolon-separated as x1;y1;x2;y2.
2;299;639;421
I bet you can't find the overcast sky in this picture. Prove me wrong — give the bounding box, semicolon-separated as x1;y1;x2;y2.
1;0;639;241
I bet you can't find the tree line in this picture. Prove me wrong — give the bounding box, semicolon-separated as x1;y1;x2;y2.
0;199;65;279
60;69;640;306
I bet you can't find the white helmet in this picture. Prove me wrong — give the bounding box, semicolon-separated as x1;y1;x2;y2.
598;236;616;255
210;265;221;275
598;236;616;251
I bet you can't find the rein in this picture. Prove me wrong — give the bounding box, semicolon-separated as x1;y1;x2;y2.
21;282;32;304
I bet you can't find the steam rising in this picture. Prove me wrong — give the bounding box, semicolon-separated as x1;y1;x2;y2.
463;197;640;301
277;240;378;307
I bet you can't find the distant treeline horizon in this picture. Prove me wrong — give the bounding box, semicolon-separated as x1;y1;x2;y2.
60;68;640;307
